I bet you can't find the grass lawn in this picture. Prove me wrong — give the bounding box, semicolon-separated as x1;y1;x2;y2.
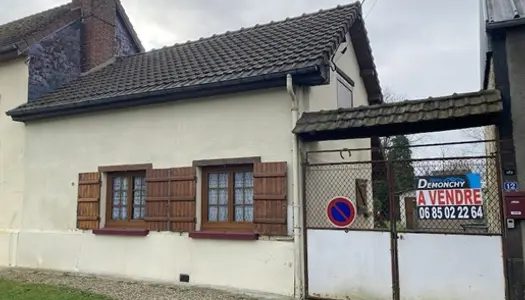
0;279;113;300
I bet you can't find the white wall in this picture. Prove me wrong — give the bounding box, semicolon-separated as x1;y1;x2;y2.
301;34;375;229
0;59;27;231
304;33;371;164
307;229;393;299
397;233;505;300
0;88;297;296
15;230;294;296
307;230;506;300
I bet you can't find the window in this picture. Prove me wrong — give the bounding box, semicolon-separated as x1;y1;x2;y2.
105;171;147;228
201;165;254;231
337;78;353;108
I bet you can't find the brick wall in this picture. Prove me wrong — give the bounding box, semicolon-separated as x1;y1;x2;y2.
75;0;117;71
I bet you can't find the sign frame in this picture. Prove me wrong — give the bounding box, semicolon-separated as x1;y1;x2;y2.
326;196;357;228
414;173;484;221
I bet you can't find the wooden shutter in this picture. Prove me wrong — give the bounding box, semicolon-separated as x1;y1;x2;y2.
77;172;101;229
145;167;196;232
355;179;368;215
253;162;288;236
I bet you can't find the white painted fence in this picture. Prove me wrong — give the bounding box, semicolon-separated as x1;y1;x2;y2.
306;229;506;300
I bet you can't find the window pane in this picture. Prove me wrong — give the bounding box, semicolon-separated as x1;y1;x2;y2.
133;207;143;219
209;206;218;221
218;173;228;188
218;206;228;221
133;191;144;205
112;208;120;219
134;176;146;190
245;188;253;204
113;177;122;190
245;172;253;187
234;173;244;187
209;173;218;188
235;206;244;222
122;177;128;190
112;191;121;205
337;80;353;108
218;189;228;205
234;188;244;204
121;191;128;205
120;207;127;219
208;189;218;205
244;206;253;222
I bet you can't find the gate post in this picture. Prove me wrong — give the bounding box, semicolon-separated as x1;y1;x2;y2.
387;160;400;300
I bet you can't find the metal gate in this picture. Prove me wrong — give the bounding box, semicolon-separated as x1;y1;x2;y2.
302;140;507;300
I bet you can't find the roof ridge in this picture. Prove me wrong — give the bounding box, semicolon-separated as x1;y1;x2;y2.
123;1;361;58
0;2;72;29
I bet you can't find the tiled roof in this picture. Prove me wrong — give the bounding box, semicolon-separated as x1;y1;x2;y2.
8;1;383;121
293;89;503;140
0;3;75;49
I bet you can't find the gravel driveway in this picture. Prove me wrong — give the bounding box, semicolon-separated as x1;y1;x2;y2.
0;268;274;300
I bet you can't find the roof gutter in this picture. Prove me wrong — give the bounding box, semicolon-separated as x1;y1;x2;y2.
486;18;525;31
0;44;20;63
8;65;323;122
0;44;17;55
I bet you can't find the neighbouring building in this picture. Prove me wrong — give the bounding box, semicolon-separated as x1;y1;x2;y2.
0;1;382;298
482;1;525;298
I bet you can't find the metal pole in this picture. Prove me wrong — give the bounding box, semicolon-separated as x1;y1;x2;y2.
387;160;400;300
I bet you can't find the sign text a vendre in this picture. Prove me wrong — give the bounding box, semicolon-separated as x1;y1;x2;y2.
415;173;484;220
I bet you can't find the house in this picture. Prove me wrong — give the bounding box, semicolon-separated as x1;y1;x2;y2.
0;0;143;231
482;1;525;298
0;1;381;298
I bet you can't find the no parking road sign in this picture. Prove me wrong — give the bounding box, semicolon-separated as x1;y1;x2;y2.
327;196;356;228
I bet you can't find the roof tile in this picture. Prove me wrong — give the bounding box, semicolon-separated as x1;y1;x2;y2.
0;3;73;49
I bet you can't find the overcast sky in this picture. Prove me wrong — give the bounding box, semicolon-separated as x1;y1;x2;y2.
1;0;485;157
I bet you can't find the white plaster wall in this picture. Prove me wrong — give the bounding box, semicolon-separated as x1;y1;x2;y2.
23;89;292;230
306;229;393;299
301;34;374;229
14;88;297;296
14;230;294;296
304;33;371;164
397;233;505;300
0;59;27;231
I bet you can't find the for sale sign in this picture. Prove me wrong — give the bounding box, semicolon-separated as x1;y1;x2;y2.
415;173;484;220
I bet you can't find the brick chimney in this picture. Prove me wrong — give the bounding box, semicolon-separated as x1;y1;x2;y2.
73;0;117;72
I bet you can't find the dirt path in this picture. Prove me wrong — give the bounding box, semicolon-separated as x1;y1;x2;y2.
0;268;268;300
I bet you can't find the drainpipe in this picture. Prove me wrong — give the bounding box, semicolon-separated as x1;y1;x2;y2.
286;74;303;299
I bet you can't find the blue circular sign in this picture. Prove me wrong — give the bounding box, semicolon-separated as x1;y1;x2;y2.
327;196;356;228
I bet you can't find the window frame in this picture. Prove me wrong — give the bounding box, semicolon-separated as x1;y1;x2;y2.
105;170;147;229
201;164;255;232
336;76;354;109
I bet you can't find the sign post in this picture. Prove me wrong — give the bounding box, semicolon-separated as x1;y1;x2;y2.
326;196;357;228
415;173;484;220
